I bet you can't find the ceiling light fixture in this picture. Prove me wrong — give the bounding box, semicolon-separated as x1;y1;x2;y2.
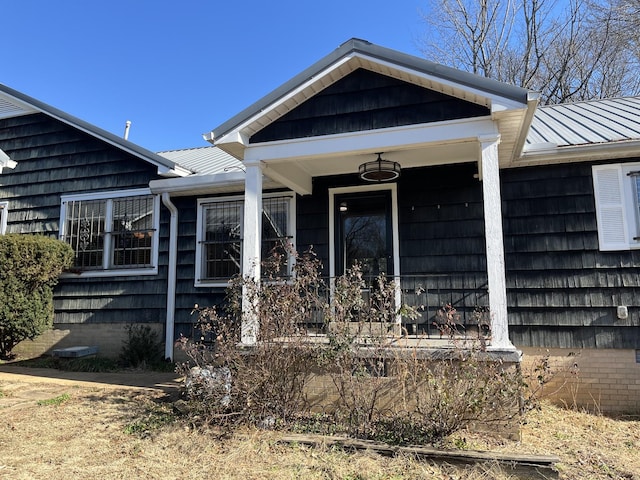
358;152;401;182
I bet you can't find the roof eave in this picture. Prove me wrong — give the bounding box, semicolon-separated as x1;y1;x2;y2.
515;140;640;166
0;83;193;177
511;91;542;162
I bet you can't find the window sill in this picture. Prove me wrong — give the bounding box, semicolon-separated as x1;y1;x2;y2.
61;267;158;278
195;280;233;288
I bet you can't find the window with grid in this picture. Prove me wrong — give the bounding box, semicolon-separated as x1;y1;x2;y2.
196;195;294;285
61;191;158;274
201;199;243;280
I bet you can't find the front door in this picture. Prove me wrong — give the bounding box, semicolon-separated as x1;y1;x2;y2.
334;190;393;280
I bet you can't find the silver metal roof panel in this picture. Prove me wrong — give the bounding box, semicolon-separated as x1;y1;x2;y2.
157;146;243;176
527;97;640;147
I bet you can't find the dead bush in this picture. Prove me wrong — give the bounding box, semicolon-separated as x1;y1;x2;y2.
177;250;524;446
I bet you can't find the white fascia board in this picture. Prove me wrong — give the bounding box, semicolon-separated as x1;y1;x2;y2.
157;164;193;177
0;148;17;172
212;130;251;149
149;171;246;194
518;140;640;165
244;117;496;162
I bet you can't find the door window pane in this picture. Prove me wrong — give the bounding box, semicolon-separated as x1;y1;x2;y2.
337;192;392;280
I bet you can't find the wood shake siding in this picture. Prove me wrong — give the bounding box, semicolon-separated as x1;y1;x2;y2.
0;112;169;326
502;162;640;349
251;69;490;143
171;195;226;339
397;163;486;275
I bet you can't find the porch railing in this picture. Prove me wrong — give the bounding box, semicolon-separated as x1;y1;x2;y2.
302;274;490;338
398;274;489;337
190;273;490;343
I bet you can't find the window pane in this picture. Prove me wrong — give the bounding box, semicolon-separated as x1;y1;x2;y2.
202;200;243;279
64;199;106;269
112;195;155;268
262;196;291;276
344;213;387;277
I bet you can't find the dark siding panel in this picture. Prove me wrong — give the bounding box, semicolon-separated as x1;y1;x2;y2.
0;113;168;326
398;163;486;275
251;69;489;143
170;195;238;341
510;326;640;349
503;161;640;348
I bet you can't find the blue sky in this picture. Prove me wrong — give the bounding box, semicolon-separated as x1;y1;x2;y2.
3;1;425;152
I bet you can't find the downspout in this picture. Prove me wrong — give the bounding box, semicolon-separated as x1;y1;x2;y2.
161;192;178;361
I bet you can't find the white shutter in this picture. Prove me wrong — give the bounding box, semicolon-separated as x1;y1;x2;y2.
0;202;7;234
592;164;630;251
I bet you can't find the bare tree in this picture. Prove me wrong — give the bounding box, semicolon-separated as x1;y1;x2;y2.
419;0;640;103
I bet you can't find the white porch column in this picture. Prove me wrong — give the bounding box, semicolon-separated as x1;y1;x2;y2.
479;135;514;351
241;161;263;345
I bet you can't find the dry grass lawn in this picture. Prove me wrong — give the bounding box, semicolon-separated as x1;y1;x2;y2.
0;376;639;479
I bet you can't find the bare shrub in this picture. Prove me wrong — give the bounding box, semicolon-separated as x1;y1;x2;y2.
318;266;413;438
176;248;325;429
177;251;525;446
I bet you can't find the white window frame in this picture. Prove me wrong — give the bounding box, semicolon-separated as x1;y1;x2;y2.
593;163;640;251
59;188;160;277
0;201;7;234
195;192;296;287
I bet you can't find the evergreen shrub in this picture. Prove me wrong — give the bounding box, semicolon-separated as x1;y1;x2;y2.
0;234;73;358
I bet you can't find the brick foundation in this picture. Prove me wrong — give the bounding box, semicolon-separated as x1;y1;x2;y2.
11;323;165;360
520;347;640;414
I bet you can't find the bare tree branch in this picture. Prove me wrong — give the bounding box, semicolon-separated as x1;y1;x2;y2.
419;0;640;103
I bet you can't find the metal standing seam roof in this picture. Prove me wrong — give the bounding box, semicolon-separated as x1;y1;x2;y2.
526;97;640;148
157;146;243;175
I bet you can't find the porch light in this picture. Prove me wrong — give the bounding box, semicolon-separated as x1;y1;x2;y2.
358;152;401;182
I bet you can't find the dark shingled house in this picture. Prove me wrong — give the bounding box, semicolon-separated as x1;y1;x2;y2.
2;39;640;412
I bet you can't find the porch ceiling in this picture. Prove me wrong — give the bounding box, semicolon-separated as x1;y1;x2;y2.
244;115;512;194
261;137;480;180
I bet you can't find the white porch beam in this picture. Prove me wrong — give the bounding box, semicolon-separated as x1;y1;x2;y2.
245;117;495;163
479;134;515;351
241;162;263;345
260;162;312;195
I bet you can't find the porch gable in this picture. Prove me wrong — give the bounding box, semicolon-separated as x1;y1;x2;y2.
250;68;490;143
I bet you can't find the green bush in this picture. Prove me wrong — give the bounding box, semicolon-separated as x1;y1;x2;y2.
0;234;73;358
120;324;165;369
